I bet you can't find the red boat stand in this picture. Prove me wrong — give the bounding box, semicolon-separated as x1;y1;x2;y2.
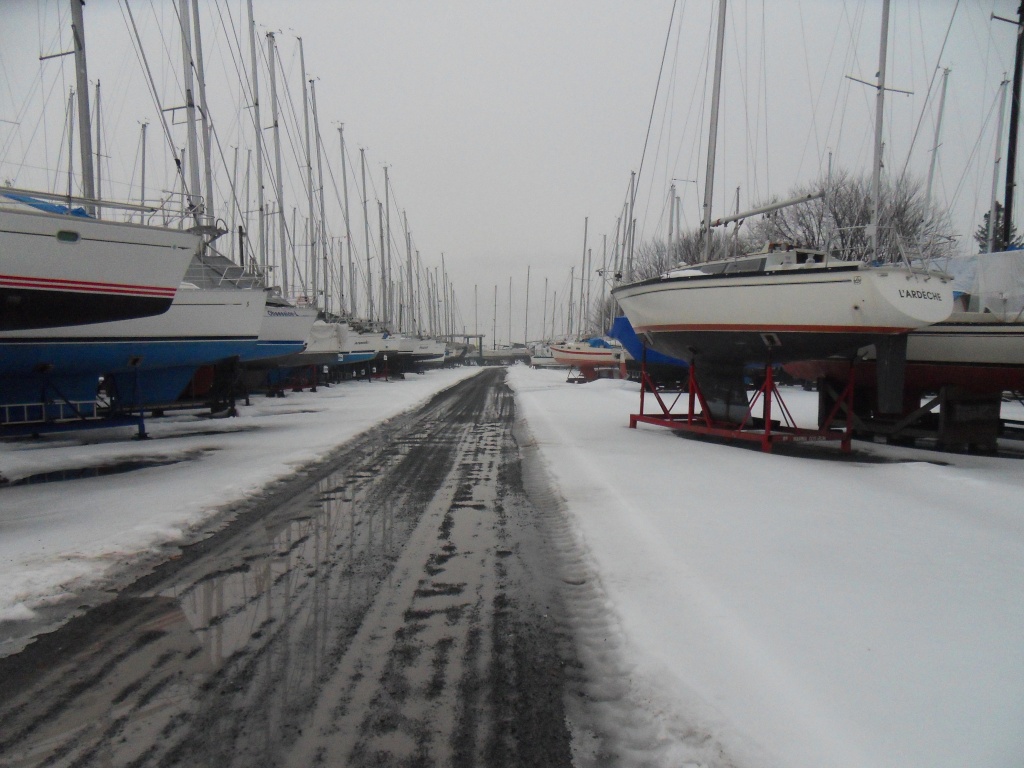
629;356;855;453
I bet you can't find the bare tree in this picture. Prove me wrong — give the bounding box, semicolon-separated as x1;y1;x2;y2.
744;170;956;263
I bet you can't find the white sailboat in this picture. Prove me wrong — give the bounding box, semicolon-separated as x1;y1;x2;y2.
611;0;954;403
0;0;196;332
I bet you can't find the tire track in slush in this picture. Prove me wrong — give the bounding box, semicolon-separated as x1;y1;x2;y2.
0;368;575;767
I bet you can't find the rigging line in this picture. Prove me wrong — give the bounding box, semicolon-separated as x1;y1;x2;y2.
120;0;191;204
632;0;678;226
897;0;960;182
947;83;1001;214
793;0;822;181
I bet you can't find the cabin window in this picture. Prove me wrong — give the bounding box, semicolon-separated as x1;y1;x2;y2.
56;230;80;243
699;262;728;275
795;251;824;265
724;257;765;274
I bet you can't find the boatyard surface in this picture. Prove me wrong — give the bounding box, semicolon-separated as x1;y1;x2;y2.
1;365;1022;767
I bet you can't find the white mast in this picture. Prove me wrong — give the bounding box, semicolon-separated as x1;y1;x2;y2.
361;148;372;319
870;0;891;259
68;0;95;213
299;38;316;305
988;78;1011;253
702;0;728;263
267;32;288;295
384;166;391;325
311;80;329;313
139;121;148;223
177;0;202;220
245;0;266;270
190;0;214;223
339;125;356;317
925;68;951;206
404;211;414;334
94;80;101;219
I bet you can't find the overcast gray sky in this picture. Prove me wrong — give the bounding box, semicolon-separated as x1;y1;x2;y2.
1;0;1020;343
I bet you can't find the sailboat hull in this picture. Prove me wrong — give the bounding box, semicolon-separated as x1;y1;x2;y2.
0;207;199;330
613;264;953;366
0;287;266;410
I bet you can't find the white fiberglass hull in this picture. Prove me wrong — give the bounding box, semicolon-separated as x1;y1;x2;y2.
613;264;953;366
0;206;199;330
549;343;628;367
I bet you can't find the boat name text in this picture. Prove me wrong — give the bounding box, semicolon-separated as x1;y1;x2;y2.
898;289;944;301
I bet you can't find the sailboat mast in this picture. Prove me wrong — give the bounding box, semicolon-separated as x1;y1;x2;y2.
94;81;101;218
1004;2;1024;247
139;121;147;222
989;78;1010;253
339;126;356;317
267;32;288;294
384;166;391;325
702;0;728;263
299;38;316;306
542;277;548;341
404;211;413;334
578;217;588;336
925;68;950;205
870;0;891;259
311;80;329;313
177;0;203;220
361;148;372;319
245;0;266;269
524;265;530;344
378;202;385;323
68;0;95;213
190;0;214;223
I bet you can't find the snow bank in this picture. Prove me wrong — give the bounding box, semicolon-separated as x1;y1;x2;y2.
507;365;1024;768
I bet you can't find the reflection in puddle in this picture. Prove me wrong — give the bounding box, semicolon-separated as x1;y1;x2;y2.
3;457;185;487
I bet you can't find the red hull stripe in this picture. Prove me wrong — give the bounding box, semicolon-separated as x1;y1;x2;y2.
0;274;177;298
638;323;915;334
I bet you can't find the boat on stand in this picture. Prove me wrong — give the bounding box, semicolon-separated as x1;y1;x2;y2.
611;0;954;450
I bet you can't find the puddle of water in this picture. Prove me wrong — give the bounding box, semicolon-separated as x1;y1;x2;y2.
2;457;185;487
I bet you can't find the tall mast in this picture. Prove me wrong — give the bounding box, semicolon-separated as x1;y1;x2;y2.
524;265;530;344
702;0;728;262
267;32;288;294
989;78;1011;253
542;278;548;341
361;148;372;319
404;211;414;334
190;0;214;223
384;166;391;325
870;0;891;259
311;80;329;312
378;202;385;323
339;126;355;316
626;172;635;276
578;218;588;336
245;0;266;269
177;0;202;220
1003;2;1024;247
925;67;950;205
139;121;148;222
94;81;101;218
68;0;95;212
299;38;316;305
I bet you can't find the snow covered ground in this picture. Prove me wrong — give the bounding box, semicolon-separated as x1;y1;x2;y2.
507;366;1024;768
1;363;1022;767
0;367;480;635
